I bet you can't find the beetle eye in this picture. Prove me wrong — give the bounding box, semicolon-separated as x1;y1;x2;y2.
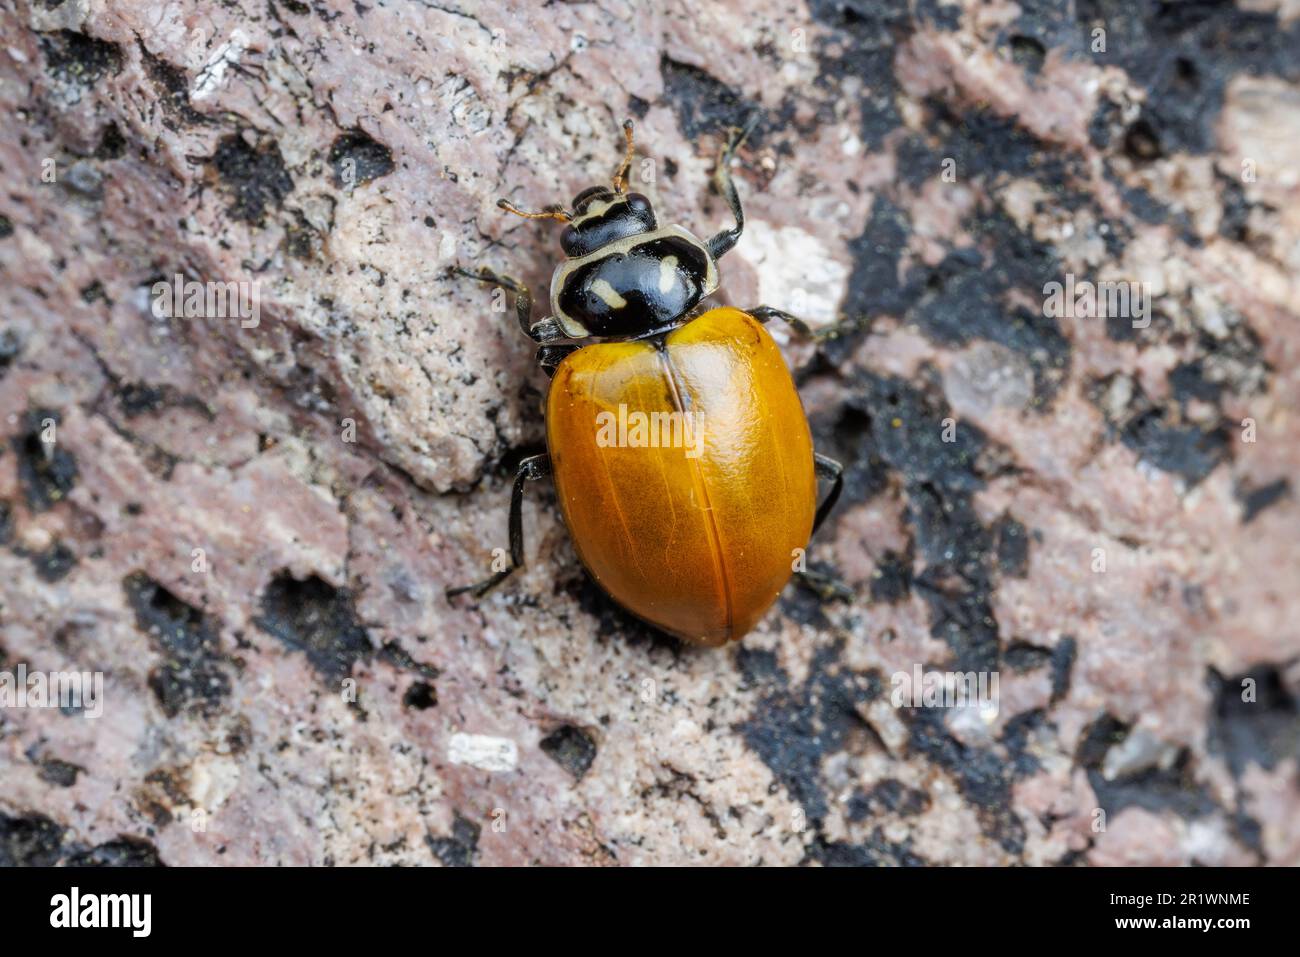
626;193;655;227
560;225;581;255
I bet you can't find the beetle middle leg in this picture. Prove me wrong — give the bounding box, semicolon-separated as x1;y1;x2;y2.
750;305;818;339
446;453;552;600
451;266;567;344
537;344;579;379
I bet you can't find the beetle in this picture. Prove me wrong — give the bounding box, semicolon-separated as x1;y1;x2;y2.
446;119;845;647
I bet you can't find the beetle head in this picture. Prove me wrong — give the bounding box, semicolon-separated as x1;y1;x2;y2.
559;188;656;258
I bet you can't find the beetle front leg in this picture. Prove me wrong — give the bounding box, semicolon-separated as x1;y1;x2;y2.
451;266;567;344
705;117;758;261
445;453;552;599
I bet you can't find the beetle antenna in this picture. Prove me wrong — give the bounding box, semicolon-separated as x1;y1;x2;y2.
496;199;572;222
612;118;635;194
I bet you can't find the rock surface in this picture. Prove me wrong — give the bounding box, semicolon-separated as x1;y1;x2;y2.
1;0;1298;866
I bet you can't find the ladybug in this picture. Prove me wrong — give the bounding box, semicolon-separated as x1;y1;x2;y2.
447;120;845;647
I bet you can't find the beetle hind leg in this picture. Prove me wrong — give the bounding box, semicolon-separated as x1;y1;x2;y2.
445;454;552;600
812;452;844;535
795;568;854;602
792;453;852;601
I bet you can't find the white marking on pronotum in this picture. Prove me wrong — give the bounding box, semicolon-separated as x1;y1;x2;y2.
193;29;249;101
573;197;616;225
591;279;627;310
448;733;518;772
658;255;678;295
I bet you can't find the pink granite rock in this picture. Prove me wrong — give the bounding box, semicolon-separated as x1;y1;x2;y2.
0;0;1297;866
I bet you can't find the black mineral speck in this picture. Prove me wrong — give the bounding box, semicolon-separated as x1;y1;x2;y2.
993;515;1029;578
847;778;932;820
210;133;294;224
95;122;126;160
426;813;480;867
0;812;65;866
1078;0;1300;157
36;757;83;788
1238;478;1289;524
908;707;1028;853
30;541;76;582
402;680;437;710
0;329;21;376
1050;636;1077;703
1209;666;1300;777
741;643;880;825
1009;34;1046;73
124;573;230;718
808;0;913;148
870;550;912;603
255;572;372;684
659;55;758;141
64;836;165;867
540;725;598;779
329;129;395;189
15;409;78;512
40;29;123;89
1121;409;1228;487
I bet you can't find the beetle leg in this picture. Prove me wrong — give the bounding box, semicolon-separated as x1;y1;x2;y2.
795;569;854;602
705;116;759;261
612;118;635;194
749;305;818;339
445;454;552;600
812;452;843;535
528;316;570;344
451;266;564;343
537;344;579;378
790;454;851;601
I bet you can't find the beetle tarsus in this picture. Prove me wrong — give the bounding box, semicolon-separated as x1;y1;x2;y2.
446;454;552;601
794;568;854;603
